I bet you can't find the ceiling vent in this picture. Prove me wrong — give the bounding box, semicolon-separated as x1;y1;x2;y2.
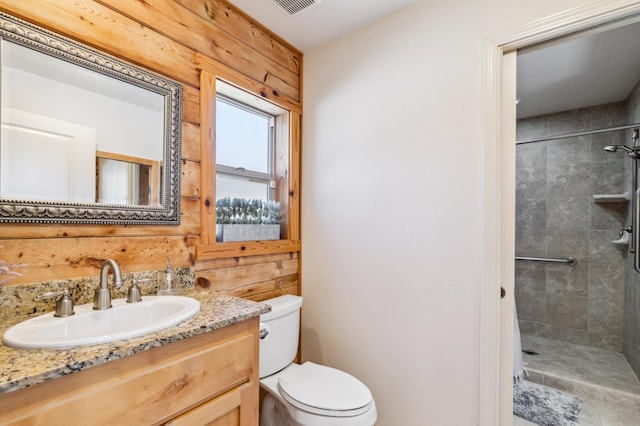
271;0;321;16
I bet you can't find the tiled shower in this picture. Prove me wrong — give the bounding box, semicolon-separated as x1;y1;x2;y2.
515;86;640;424
515;78;640;395
516;101;628;353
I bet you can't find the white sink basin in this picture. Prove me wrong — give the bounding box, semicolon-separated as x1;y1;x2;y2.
2;295;200;350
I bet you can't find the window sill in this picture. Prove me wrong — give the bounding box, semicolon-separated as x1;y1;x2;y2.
196;240;301;260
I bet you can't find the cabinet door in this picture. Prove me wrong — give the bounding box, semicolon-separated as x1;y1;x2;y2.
0;319;259;426
165;383;256;426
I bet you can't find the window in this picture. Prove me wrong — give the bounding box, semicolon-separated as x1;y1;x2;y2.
197;67;301;257
215;94;275;201
208;78;293;244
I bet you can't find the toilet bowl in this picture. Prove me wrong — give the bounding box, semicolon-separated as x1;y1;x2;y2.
258;295;377;426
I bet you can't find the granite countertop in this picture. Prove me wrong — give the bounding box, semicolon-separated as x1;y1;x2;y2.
0;289;270;394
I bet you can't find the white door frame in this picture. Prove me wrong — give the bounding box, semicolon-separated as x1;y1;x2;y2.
480;1;640;424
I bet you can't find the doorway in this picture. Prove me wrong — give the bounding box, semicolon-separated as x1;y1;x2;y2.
515;25;640;421
480;1;640;424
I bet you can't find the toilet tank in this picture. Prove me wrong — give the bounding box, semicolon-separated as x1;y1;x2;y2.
259;294;303;378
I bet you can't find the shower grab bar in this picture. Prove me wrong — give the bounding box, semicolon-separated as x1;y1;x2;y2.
631;128;639;255
515;256;576;266
635;188;640;273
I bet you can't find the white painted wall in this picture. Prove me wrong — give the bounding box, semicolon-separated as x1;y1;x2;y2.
301;0;587;424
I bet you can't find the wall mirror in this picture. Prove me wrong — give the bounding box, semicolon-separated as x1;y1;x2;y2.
0;12;182;224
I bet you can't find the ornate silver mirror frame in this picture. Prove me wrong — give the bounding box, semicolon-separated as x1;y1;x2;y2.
0;12;182;225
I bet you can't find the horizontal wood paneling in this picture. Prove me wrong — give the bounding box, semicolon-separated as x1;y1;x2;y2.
195;253;299;302
198;259;298;289
228;275;299;302
176;0;300;75
0;0;199;86
97;0;300;101
196;54;301;113
1;236;197;285
196;252;297;271
0;0;301;299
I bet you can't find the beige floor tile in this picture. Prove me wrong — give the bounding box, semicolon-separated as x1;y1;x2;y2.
518;335;640;426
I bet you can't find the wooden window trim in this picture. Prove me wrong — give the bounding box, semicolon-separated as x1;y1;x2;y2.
196;56;301;260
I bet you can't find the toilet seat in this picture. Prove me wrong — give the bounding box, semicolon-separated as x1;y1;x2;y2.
277;362;373;417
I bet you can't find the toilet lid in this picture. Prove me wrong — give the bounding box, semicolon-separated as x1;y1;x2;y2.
277;362;373;417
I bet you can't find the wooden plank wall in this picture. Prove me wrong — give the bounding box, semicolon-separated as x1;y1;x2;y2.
0;0;301;302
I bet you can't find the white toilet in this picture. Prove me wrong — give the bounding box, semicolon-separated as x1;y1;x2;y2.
259;295;377;426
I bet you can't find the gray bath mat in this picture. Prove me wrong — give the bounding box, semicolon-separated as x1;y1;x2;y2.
513;380;582;426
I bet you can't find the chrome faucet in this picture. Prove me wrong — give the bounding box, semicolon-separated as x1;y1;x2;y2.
93;259;124;310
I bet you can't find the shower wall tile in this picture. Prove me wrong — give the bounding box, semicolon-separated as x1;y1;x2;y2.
547;162;590;197
547;294;588;329
515;228;547;258
547;136;590;167
517;101;629;353
516;198;546;231
546;230;589;264
516;289;547;322
516;167;547;199
625;79;640;379
591;131;626;162
547;197;590;231
590;160;626;195
518;319;545;337
591;101;627;129
516;142;547;169
588;332;622;352
588;297;623;336
517;116;548;141
515;262;545;292
624;274;640;370
543;324;590;346
545;263;588;297
589;263;624;300
590;230;626;264
590;203;627;230
547;108;590;135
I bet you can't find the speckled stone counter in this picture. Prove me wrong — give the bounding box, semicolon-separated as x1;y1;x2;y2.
0;288;270;394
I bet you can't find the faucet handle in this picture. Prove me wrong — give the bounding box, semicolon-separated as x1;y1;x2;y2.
41;287;75;317
126;278;150;303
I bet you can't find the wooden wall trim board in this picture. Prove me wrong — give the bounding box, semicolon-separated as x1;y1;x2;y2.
197;240;301;260
288;111;302;241
199;70;218;247
196;59;301;264
0;0;301;303
196;54;302;112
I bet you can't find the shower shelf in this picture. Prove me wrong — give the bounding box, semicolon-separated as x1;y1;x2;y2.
592;192;631;203
612;233;630;245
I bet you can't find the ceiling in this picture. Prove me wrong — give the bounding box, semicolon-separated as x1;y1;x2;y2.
227;0;640;120
517;20;640;119
226;0;418;51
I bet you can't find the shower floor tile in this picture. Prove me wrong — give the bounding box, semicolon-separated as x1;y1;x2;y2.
521;335;640;396
520;334;640;425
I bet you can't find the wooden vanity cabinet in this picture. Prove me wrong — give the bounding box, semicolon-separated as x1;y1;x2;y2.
0;318;260;426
